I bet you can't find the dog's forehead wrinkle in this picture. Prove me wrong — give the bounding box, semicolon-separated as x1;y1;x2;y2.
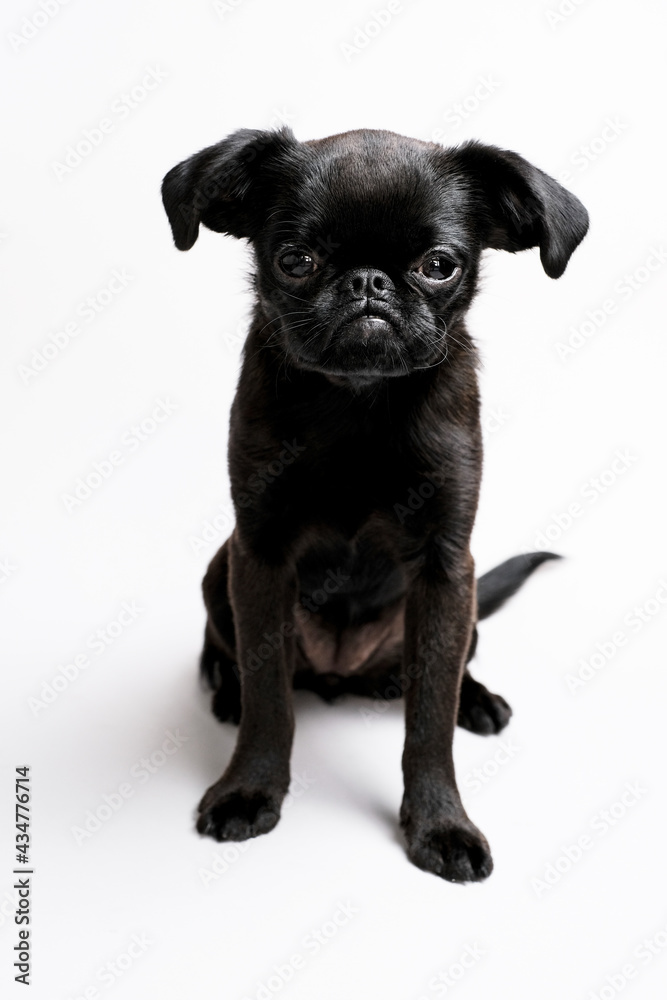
314;155;437;224
265;140;476;258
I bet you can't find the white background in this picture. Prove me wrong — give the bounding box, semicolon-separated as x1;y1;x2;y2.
2;1;667;997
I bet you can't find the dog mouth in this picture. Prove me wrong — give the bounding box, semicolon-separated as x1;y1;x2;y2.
341;314;394;339
285;301;441;380
333;299;399;341
317;305;406;376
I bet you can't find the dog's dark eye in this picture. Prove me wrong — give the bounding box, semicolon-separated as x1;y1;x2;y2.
419;257;460;282
279;252;316;278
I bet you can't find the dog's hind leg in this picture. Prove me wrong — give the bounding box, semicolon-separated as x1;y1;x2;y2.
457;674;512;735
292;624;511;735
200;539;241;724
455;626;512;735
456;553;560;735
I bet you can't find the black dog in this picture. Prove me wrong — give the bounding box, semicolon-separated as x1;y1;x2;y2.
162;128;588;882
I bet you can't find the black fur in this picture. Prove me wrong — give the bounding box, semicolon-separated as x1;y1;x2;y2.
162;128;587;881
477;551;561;620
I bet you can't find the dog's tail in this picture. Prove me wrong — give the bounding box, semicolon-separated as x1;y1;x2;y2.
477;552;561;621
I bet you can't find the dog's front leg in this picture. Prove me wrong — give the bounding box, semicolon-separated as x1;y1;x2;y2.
400;548;493;882
197;532;296;841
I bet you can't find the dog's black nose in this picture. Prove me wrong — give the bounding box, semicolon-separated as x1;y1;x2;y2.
341;268;394;299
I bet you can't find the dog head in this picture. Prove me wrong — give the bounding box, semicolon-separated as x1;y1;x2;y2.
162;128;588;381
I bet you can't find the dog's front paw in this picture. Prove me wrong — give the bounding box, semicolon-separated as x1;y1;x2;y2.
458;676;512;735
196;785;282;841
403;813;493;883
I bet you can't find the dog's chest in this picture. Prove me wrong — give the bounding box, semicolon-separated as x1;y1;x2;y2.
290;408;422;513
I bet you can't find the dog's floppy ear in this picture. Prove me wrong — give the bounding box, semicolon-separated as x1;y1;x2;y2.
449;141;589;278
161;127;298;250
